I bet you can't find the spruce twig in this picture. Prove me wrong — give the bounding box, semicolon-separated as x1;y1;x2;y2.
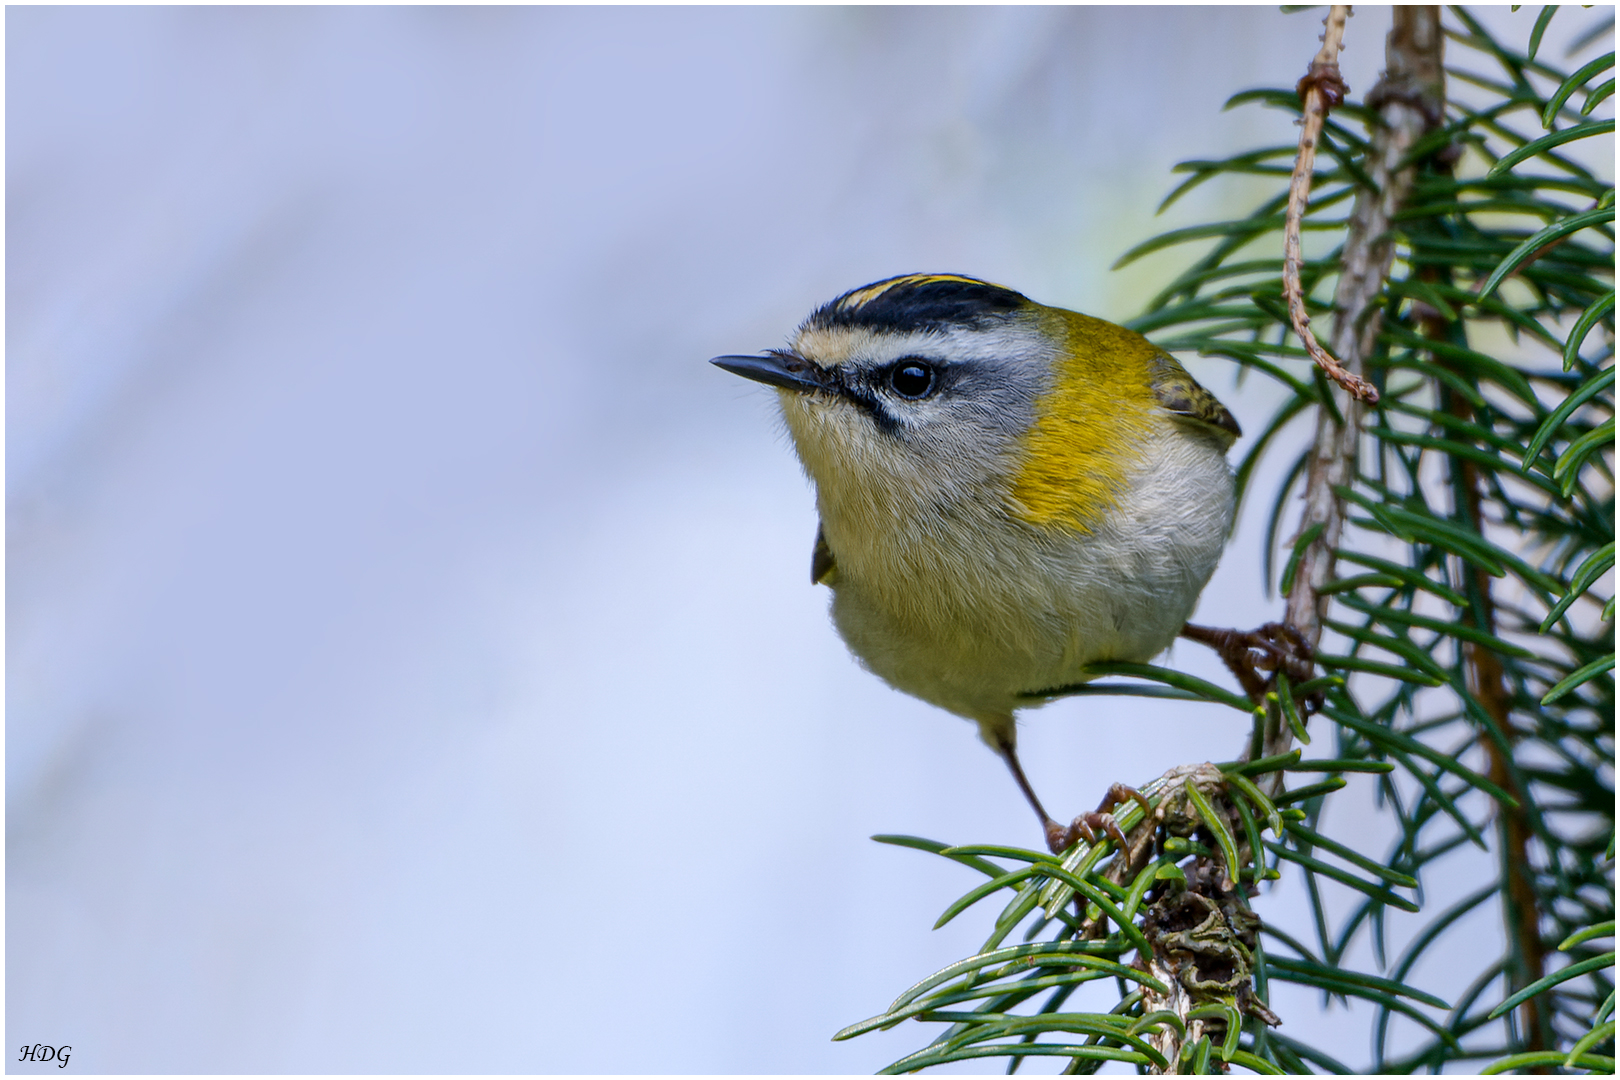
1284;5;1381;405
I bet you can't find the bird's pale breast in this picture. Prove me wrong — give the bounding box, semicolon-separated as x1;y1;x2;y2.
823;414;1234;726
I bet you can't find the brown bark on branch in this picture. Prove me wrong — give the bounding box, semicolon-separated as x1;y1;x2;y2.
1127;765;1280;1075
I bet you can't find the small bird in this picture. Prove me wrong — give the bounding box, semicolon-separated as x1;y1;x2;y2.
714;273;1248;853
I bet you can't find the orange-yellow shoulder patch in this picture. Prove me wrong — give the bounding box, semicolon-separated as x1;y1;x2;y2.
1008;309;1158;530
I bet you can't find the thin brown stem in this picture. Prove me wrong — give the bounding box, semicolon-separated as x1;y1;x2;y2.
1285;5;1381;405
1441;378;1550;1057
1475;574;1550;1058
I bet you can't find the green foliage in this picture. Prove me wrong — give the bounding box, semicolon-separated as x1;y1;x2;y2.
839;8;1613;1074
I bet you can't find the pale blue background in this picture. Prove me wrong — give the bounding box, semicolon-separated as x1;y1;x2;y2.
9;6;1591;1073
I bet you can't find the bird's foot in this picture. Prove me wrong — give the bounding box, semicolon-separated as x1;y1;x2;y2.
1181;621;1321;711
1045;783;1155;855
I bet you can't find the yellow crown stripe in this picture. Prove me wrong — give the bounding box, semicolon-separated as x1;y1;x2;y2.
835;273;1001;312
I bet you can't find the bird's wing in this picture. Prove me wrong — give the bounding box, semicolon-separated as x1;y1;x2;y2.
1148;354;1242;447
811;523;837;585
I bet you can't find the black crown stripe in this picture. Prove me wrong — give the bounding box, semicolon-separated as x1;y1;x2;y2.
807;274;1028;333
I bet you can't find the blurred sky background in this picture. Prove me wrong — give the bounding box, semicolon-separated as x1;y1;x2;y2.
7;5;1607;1074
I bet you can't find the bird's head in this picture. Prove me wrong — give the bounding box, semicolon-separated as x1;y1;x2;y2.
713;273;1232;532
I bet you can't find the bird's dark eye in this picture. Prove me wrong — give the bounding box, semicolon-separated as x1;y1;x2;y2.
887;360;936;400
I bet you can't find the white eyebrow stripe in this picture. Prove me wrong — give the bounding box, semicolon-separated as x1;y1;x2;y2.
794;320;1049;373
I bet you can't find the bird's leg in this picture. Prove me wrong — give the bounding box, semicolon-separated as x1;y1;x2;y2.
992;735;1071;854
1181;621;1321;711
994;735;1153;855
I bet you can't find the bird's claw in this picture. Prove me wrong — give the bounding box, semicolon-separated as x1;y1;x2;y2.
1045;783;1153;855
1074;810;1129;851
1047;813;1124;854
1183;621;1321;711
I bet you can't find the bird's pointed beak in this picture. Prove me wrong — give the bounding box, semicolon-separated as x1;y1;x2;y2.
711;351;825;393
